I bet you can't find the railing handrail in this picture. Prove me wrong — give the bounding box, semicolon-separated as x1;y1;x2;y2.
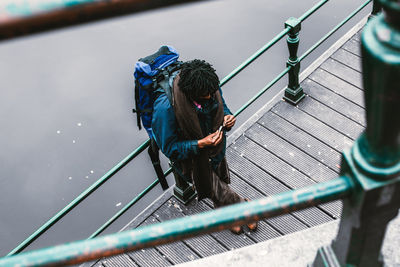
0;176;353;266
6;0;371;256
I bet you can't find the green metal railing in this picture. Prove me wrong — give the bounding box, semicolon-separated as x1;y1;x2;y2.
2;0;400;265
4;0;374;257
0;176;354;266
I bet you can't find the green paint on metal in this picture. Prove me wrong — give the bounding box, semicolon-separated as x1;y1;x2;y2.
4;0;375;257
0;176;353;267
299;0;372;62
234;67;291;117
359;5;400;171
314;2;400;265
298;0;329;22
219;28;290;87
283;17;305;105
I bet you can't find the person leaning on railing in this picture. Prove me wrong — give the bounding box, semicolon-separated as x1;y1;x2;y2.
151;59;258;234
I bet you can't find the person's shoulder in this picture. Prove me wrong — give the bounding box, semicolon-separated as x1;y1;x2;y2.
153;93;173;112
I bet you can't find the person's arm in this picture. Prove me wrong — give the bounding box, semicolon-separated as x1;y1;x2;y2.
219;88;236;130
152;95;199;161
219;87;232;116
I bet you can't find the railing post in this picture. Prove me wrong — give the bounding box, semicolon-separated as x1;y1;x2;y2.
170;162;197;205
313;1;400;266
369;0;383;19
283;17;305;105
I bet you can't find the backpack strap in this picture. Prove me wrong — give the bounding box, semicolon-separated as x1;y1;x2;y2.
155;62;182;106
133;80;142;130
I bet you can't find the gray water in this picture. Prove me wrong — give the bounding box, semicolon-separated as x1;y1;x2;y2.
0;0;370;256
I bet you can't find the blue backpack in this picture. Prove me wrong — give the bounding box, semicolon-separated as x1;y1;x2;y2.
133;45;182;138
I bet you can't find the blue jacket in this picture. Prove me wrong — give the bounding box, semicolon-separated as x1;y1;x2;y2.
152;88;232;162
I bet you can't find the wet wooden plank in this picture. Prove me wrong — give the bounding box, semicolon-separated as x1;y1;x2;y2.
309;68;364;107
302;79;366;126
233;132;338;219
227;148;290;196
257;112;342;172
180;200;256;250
272;101;354;153
342;38;361;56
291;207;332;227
137;209;200;265
128;247;171;267
320;200;343;219
102;255;138;267
320;58;363;89
265;214;308;235
229;173;326;236
157;198;228;258
232;135;317;189
297;96;364;141
331;48;362;72
244;124;338;183
129;216;173;267
156;239;199;264
233;164;333;227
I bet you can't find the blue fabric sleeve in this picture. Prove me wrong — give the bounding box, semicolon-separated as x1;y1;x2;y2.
152;94;199;161
219;88;232;116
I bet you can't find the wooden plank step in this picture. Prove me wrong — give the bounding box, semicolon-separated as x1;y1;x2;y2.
309;68;364;107
155;201;226;259
245;123;338;183
291;206;333;227
156;238;199;264
231;171;332;225
272;101;354;152
265;214;308;235
302;79;366;126
233;136;317;189
228;173;284;242
158;199;228;258
229;152;336;225
180;200;255;250
129;216;173;267
232;136;338;218
342;38;361;56
297;96;364;140
227;148;290;196
230;172;264;200
102;255;138;267
321;58;363;89
233;130;338;219
258;112;341;172
331;48;362;72
148;204;201;265
319;201;343;219
128;246;171;267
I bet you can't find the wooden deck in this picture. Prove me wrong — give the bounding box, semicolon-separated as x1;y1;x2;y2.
87;24;366;267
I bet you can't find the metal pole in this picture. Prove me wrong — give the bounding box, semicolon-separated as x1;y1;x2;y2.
170;162;197;205
0;0;207;41
283;17;305;105
313;0;400;265
0;176;352;267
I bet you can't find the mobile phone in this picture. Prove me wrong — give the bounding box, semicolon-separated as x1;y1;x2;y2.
217;125;224;133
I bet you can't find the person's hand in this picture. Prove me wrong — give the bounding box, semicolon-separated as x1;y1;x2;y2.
224;115;236;130
198;130;223;148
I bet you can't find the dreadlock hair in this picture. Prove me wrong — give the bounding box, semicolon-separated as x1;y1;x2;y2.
178;59;220;101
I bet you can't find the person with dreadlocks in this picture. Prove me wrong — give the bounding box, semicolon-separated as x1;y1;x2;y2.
152;59;258;234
